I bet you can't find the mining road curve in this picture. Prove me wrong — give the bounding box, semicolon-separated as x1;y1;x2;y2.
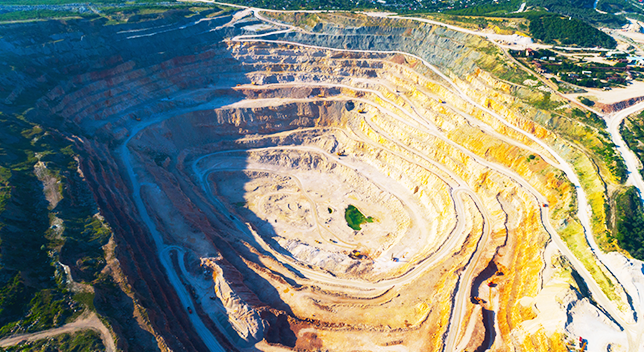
113;8;644;350
192;147;479;291
605;100;644;351
0;312;116;352
608;101;644;206
121;116;227;352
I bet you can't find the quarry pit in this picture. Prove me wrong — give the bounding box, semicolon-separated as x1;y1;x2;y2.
5;6;644;352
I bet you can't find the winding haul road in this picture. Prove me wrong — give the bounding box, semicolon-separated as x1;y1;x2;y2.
229;14;644;350
226;37;637;349
608;101;644;203
191;145;480;291
121;118;227;352
113;7;644;351
0;312;116;352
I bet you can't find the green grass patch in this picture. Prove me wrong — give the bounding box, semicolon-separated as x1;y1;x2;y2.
571;108;605;129
579;96;595;107
73;292;96;312
0;289;77;337
528;14;617;49
344;205;374;231
0;167;10;216
444;0;523;16
99;3;221;24
530;92;563;111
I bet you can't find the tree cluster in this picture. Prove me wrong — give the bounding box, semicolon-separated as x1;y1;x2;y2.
529;15;617;48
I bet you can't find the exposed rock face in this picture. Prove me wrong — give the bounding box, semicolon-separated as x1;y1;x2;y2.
202;256;266;345
0;9;634;352
595;96;644;113
274;21;482;77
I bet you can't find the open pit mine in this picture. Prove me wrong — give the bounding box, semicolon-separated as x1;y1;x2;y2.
3;5;644;352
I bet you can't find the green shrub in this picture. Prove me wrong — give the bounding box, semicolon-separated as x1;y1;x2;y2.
344;205;374;231
579;96;595;106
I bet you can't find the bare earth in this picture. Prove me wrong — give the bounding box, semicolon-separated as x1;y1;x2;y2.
564;80;644;104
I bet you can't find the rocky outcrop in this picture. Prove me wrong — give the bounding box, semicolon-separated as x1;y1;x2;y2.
202;256;266;345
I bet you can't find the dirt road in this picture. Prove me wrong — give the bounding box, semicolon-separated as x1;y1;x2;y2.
0;312;116;352
121;117;228;352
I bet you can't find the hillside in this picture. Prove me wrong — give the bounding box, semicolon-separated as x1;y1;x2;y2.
529;14;617;48
529;0;627;27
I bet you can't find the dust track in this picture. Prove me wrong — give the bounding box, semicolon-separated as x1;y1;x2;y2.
0;312;116;352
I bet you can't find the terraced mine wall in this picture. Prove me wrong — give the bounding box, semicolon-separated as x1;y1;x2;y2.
1;14;241;107
268;21;483;78
1;8;641;352
1;11;250;352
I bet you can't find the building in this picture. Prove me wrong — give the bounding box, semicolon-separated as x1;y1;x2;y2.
628;56;644;66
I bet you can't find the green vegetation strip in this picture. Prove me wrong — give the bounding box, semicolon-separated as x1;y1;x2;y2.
345;205;374;231
0;10;85;22
531;0;627;28
614;187;644;260
622;111;644;179
559;221;623;306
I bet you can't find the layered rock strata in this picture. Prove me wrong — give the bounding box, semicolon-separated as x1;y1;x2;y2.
1;9;637;352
